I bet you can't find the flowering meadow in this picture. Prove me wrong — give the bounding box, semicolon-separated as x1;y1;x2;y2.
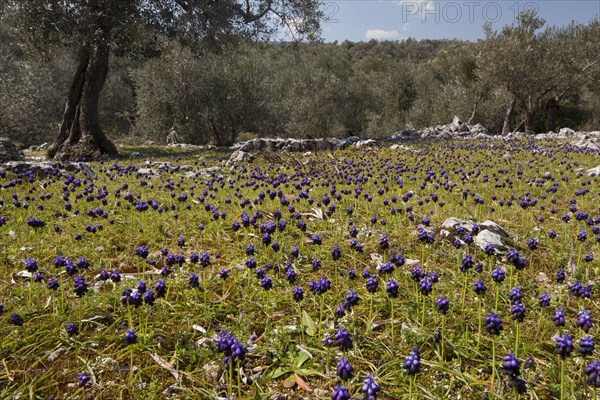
1;140;599;399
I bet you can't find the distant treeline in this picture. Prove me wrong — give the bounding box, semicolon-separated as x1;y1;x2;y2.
1;11;598;147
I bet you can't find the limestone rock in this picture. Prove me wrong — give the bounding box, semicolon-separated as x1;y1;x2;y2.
0;137;25;161
226;150;254;166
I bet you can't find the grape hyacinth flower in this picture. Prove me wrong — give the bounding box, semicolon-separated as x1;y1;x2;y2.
77;373;91;387
366;276;378;293
155;279;167;298
47;277;59;290
143;290;155;305
321;333;333;347
10;313;24;326
25;258;38;273
508;286;522;304
292;285;304;302
501;351;521;379
219;268;228;280
410;266;426;282
527;237;538;250
403;346;421;375
473;278;487;296
331;245;342;260
485;312;503;335
344;289;360;310
484;243;496;256
110;269;121;283
578;336;595;357
555;332;574;359
552;307;566;327
189;251;199;264
311;234;322;245
436;295;449;314
260;275;272;290
331;385;351;400
584;360;600;387
539;292;551;307
386;278;399;298
189;272;200;288
336;358;353;380
66;322;78;336
135;245;149;259
524;355;535;370
491;266;505;284
215;331;246;365
577;309;593;333
428;270;439;283
460;255;474;272
311;258;321;271
361;268;371;279
379;233;389;249
556;268;566;284
334;327;353;351
348;267;356;280
309;276;331;295
377;261;394;275
419;278;432;296
73;275;88;297
99;269;110;281
511;302;526;322
361;374;381;400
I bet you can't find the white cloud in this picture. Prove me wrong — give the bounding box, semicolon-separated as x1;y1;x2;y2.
365;29;401;40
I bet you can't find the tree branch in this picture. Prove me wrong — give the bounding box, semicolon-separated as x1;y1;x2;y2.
243;0;273;23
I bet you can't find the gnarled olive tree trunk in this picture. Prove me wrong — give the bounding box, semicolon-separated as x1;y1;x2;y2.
47;41;117;160
545;97;559;132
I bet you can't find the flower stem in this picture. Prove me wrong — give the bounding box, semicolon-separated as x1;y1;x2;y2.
514;323;519;358
461;273;468;308
494;284;500;312
390;298;394;341
228;360;233;398
368;294;373;332
491;340;496;395
421;295;427;326
477;299;482;349
560;358;565;400
441;315;446;361
319;294;324;337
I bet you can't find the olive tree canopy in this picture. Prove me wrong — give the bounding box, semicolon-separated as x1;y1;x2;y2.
1;0;324;159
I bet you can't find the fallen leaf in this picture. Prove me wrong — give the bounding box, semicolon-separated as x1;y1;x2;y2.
149;352;180;382
283;374;296;388
294;373;312;392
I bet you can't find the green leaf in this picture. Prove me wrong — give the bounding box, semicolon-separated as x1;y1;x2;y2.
269;367;291;380
301;310;316;337
297;368;326;378
294;351;310;369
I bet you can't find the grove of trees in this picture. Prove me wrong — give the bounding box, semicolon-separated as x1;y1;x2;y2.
0;4;599;155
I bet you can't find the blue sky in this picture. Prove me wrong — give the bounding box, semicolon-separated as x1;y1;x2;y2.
319;1;600;42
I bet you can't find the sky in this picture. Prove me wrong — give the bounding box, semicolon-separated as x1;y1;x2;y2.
319;0;600;42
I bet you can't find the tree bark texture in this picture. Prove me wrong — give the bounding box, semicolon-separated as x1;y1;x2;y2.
501;97;516;135
546;97;559;132
47;41;117;160
47;0;117;160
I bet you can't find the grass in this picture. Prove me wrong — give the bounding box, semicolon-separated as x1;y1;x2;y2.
0;139;599;399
